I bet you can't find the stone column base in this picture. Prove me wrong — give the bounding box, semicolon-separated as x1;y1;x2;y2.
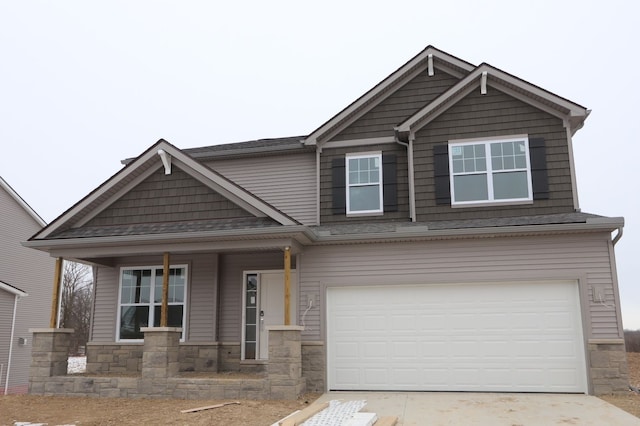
141;327;181;378
267;326;306;399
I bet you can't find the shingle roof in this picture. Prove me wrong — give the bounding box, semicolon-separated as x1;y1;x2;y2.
182;136;309;159
50;217;281;239
312;212;604;236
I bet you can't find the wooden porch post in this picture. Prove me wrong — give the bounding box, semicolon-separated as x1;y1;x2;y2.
160;252;170;327
49;257;63;328
284;247;291;325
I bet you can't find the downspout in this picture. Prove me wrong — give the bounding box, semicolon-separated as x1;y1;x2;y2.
316;147;321;225
612;227;623;246
4;294;20;394
395;132;416;222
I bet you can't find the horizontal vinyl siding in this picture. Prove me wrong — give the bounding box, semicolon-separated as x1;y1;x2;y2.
91;254;218;342
187;254;217;341
0;186;52;393
320;143;410;224
86;166;252;227
91;266;119;342
414;88;574;220
331;70;460;141
207;152;317;225
217;252;291;342
299;233;619;341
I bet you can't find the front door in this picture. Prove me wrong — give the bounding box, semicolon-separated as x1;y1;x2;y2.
242;270;297;360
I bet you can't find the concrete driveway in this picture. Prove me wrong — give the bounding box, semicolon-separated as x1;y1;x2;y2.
315;392;640;425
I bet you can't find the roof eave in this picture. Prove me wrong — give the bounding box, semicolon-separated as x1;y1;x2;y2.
313;217;624;244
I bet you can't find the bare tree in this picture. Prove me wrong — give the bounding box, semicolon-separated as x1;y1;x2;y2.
59;261;93;355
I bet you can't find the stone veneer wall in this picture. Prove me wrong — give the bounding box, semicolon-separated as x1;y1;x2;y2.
302;342;325;393
30;328;305;400
588;339;629;395
86;343;143;374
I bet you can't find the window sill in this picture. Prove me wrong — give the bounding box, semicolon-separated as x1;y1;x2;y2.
451;199;533;208
346;211;385;218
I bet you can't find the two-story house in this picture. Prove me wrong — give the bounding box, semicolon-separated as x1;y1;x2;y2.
0;176;53;394
24;46;627;399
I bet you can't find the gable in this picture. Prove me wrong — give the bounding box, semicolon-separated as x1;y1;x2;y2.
413;87;574;221
84;165;253;227
330;70;460;142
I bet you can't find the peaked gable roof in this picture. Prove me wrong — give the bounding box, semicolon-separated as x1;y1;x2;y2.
303;46;475;146
395;62;590;139
31;139;299;241
0;176;46;227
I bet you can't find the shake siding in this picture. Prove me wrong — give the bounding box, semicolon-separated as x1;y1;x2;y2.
299;233;619;341
414;88;574;220
217;252;292;342
86;166;252;227
206;152;317;225
330;70;460;141
319;143;410;224
0;186;52;393
91;254;218;342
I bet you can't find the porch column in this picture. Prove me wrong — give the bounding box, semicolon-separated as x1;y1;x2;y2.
28;328;74;394
49;258;63;328
284;246;291;325
160;252;170;327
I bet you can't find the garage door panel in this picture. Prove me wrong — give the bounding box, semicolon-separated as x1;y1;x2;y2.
327;281;586;392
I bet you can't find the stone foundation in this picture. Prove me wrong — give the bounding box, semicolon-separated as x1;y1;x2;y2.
588;339;629;395
29;327;305;400
302;341;325;393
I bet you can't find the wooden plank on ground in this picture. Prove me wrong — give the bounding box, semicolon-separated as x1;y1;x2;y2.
180;401;240;413
280;401;330;426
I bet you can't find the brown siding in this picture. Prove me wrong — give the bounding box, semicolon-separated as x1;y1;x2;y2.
319;143;410;224
0;185;52;394
207;152;317;225
91;253;218;342
299;233;620;342
217;252;293;342
331;70;460;141
414;88;574;221
86;166;252;227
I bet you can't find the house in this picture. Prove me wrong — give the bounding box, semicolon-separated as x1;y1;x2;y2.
24;46;627;399
0;177;53;394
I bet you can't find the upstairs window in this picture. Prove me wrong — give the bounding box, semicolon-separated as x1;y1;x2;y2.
346;152;383;214
449;137;532;205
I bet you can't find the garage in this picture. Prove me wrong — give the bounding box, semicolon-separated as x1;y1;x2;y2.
327;281;587;392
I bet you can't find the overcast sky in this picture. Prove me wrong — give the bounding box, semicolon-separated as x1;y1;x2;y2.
2;1;639;328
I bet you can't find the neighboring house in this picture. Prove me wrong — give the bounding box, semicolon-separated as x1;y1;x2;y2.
0;177;53;394
24;46;627;398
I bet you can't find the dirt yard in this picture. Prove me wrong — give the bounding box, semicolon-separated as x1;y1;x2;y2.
2;355;640;425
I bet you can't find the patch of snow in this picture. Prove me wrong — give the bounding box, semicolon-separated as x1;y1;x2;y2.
67;356;86;374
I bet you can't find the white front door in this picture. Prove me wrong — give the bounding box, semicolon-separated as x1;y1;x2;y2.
243;271;297;360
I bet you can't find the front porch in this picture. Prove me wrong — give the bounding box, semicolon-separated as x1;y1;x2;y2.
29;326;308;400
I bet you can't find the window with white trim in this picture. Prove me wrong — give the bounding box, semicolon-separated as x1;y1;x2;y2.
118;265;187;341
346;152;383;214
449;137;532;205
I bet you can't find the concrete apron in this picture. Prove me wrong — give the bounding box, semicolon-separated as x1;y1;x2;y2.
316;392;640;426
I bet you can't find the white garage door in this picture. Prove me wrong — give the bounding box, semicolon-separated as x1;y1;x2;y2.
327;281;586;392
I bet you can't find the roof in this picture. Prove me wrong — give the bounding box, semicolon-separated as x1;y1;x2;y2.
0;280;28;297
0;176;46;227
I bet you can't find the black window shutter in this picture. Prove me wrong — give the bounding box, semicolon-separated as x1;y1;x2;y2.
383;154;397;212
331;158;346;214
529;137;549;200
433;144;451;205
